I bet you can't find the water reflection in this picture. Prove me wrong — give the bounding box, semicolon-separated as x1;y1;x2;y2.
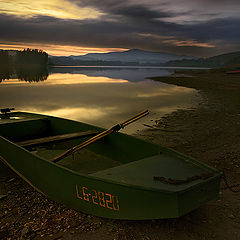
0;65;13;82
16;65;49;82
0;66;199;134
49;66;173;82
0;65;48;82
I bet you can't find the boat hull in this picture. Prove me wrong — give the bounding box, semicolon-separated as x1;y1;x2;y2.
0;112;222;219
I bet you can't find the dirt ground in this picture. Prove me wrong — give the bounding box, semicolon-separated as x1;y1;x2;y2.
0;70;240;240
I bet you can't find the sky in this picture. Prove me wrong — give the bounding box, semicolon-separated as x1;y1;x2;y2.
0;0;239;57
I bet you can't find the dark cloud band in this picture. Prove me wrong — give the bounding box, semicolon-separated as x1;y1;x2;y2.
0;0;240;57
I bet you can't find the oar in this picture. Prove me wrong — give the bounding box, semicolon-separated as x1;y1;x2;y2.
52;110;149;163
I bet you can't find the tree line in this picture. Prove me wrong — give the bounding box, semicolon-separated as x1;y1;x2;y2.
0;49;49;82
0;48;48;66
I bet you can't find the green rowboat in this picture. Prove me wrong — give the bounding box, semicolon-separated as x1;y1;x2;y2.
0;111;222;220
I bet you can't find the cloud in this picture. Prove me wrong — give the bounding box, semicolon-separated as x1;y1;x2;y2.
0;0;240;57
0;0;102;20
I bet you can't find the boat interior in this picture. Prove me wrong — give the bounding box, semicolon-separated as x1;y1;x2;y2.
0;111;216;191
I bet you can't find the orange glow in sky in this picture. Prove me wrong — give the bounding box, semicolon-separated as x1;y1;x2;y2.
0;0;102;20
0;0;127;56
138;33;216;48
0;42;129;56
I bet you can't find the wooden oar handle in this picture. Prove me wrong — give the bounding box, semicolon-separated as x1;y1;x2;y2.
121;110;149;126
52;110;149;163
122;110;149;127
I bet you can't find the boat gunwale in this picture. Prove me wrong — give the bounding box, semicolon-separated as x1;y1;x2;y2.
0;111;223;171
4;111;220;174
0;133;222;195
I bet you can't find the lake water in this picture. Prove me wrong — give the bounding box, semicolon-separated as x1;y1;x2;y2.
0;66;199;134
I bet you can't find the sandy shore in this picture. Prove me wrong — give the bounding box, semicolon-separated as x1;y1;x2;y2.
1;70;240;239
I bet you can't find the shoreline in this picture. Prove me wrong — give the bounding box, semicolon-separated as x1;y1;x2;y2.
143;71;240;186
1;70;240;239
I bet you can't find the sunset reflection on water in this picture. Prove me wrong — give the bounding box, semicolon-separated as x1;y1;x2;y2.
0;67;199;134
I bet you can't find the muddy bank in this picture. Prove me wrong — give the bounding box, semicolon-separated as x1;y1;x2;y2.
1;70;240;240
147;71;240;173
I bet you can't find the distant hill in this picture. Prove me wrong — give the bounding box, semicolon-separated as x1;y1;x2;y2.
166;51;240;68
71;49;194;64
50;49;195;66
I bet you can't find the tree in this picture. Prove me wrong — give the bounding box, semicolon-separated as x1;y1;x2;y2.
16;48;48;65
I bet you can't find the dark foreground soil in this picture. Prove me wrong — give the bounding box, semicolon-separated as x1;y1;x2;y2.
1;70;240;240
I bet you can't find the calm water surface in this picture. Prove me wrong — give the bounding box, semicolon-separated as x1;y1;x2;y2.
0;66;200;134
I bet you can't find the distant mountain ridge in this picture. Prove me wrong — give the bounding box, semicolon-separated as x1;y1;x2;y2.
70;49;194;64
49;49;240;67
50;49;195;66
166;51;240;68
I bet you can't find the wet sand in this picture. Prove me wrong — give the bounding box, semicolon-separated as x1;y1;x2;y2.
1;70;240;239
